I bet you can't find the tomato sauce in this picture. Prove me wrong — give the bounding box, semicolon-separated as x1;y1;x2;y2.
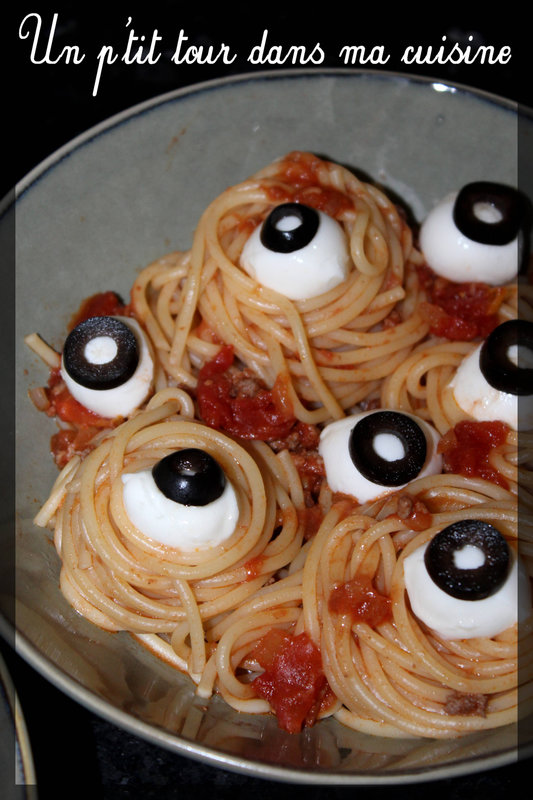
270;150;326;190
394;494;433;531
297;505;325;540
438;420;510;488
251;629;331;733
292;448;325;498
244;555;265;581
49;388;110;433
68;290;129;330
51;426;103;469
265;151;353;219
418;265;505;340
328;575;392;627
196;345;297;440
45;369;117;468
403;499;432;531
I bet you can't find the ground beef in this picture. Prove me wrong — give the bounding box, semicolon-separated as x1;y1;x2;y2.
227;368;266;398
444;691;488;717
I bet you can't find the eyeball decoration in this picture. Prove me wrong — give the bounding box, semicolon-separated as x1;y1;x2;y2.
121;448;240;550
450;319;533;430
403;519;531;639
61;315;154;418
239;202;350;300
318;409;442;504
419;181;527;285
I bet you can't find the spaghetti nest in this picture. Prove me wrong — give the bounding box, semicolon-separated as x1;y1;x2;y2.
35;388;305;687
213;475;531;738
30;153;532;740
379;290;527;497
132;151;429;425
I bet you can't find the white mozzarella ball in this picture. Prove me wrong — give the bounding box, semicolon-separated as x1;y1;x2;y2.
318;411;442;504
403;544;530;639
61;317;153;418
419;192;518;285
239;207;350;300
121;469;239;550
450;343;533;430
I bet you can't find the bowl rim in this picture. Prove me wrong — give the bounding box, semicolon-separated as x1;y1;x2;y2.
8;66;526;785
14;67;520;201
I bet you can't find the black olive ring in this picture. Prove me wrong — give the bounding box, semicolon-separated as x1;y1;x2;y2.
452;181;525;246
479;319;533;396
63;316;139;391
424;519;510;601
260;202;320;254
152;448;226;507
348;411;428;487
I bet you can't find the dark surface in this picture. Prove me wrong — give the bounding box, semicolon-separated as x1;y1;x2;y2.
9;6;529;196
7;6;532;798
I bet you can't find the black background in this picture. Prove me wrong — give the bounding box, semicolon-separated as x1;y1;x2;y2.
9;4;530;193
6;4;532;798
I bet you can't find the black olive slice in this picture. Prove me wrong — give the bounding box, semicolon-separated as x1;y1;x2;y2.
63;316;139;390
479;319;533;396
260;203;320;253
348;411;427;487
152;448;226;507
424;519;510;601
452;181;525;246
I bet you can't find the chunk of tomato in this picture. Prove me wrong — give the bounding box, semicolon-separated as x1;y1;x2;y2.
251;630;329;734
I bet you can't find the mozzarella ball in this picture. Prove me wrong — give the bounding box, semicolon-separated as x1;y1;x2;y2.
450;327;533;431
451;344;517;427
121;468;239;550
319;410;442;504
419;190;519;285
404;542;530;640
61;316;154;418
239;203;350;300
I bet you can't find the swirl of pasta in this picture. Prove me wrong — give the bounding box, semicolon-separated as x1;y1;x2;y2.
131;151;429;425
34;389;304;686
190;476;531;737
306;476;530;738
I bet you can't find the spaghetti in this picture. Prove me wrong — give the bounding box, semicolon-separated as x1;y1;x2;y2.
35;388;305;685
29;152;532;739
131;151;429;425
210;476;530;738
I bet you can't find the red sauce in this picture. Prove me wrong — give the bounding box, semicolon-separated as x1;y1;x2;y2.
198;341;234;377
328;575;392;627
272;150;325;189
438;420;510;488
68;290;129;330
297;505;325;540
251;629;331;733
244;555;265;581
45;369;116;427
265;151;353;219
404;500;432;531
196;345;297;440
293;185;353;219
45;369;117;468
394;494;433;531
49;384;114;428
418;265;505;340
51;426;104;469
291;450;325;503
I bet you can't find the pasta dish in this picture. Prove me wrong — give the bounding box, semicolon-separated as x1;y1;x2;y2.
26;151;533;739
